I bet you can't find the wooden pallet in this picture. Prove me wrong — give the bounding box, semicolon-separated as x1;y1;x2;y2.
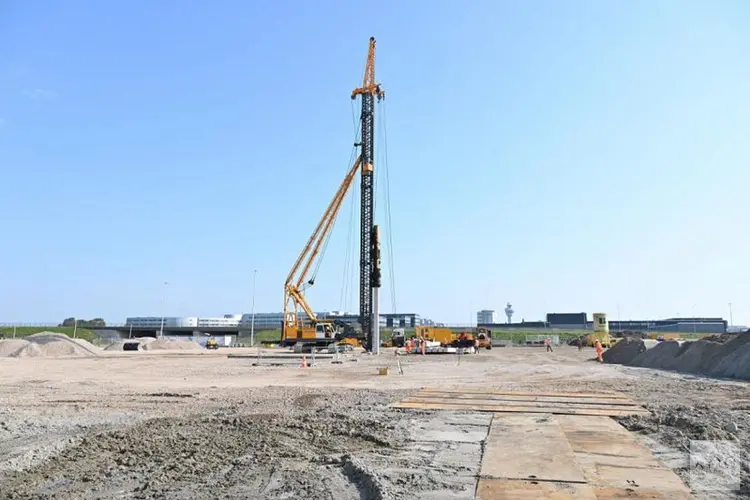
392;388;649;417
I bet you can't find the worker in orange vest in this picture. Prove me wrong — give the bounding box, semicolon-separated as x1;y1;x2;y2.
595;339;604;363
545;338;553;352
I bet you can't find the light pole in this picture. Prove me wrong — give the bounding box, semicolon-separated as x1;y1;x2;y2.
73;318;78;339
692;304;697;336
250;269;257;346
617;304;621;333
728;302;733;328
159;281;168;339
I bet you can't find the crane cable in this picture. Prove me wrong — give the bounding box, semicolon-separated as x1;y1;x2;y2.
378;99;397;314
309;144;357;290
339;99;362;311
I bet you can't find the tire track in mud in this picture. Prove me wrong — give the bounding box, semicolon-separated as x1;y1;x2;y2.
1;410;397;500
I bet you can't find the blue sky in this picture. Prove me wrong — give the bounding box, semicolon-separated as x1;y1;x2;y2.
1;0;748;326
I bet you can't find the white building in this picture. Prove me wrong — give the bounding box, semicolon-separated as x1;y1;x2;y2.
238;312;333;330
125;314;242;328
476;310;497;324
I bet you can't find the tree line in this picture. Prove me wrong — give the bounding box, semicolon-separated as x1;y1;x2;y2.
59;317;106;328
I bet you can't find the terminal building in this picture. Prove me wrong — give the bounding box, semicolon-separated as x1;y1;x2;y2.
126;312;430;331
478;312;728;334
125;314;243;328
476;310;497;324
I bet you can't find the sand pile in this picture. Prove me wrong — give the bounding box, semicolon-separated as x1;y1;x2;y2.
0;339;33;357
607;332;750;381
0;332;100;358
141;339;203;351
11;342;44;358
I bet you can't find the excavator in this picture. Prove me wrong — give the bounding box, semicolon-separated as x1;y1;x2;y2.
281;37;385;350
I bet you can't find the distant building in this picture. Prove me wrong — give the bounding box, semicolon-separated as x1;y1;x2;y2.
476;310;497;324
127;311;429;331
380;313;423;328
601;317;727;334
125;314;242;328
547;312;588;330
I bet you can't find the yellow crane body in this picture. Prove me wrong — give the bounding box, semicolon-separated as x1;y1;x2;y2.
281;158;362;345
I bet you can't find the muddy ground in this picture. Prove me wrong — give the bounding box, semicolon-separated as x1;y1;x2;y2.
0;346;748;499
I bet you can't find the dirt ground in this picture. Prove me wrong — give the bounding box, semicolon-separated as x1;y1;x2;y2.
0;346;748;499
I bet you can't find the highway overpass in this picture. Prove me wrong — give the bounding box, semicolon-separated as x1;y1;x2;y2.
90;324;279;339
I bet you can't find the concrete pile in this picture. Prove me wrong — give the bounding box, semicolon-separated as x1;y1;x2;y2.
604;332;750;381
0;332;101;358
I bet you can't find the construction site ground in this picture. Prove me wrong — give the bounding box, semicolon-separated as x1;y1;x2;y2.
0;346;748;499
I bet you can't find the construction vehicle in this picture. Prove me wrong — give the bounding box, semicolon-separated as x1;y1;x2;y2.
381;328;405;348
206;338;219;350
475;327;493;349
415;326;456;346
586;313;616;348
281;38;385;351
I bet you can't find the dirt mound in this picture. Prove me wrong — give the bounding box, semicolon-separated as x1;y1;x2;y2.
11;342;43;358
629;340;683;370
622;332;750;381
141;338;203;351
71;338;101;354
702;333;735;344
602;337;648;364
708;332;750;380
0;339;31;357
0;332;100;358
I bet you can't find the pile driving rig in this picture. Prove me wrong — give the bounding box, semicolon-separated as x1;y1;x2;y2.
281;37;385;352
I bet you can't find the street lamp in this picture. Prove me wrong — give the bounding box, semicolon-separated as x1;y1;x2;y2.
159;281;168;339
251;270;257;346
692;304;697;336
728;302;733;328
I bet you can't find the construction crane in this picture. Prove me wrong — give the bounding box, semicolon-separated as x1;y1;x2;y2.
281;37;385;351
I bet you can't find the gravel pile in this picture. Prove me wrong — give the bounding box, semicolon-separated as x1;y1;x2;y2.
0;333;100;358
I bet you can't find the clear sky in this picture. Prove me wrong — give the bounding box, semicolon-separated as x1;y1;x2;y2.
1;0;748;326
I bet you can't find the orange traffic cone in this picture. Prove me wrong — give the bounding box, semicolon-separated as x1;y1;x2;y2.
300;355;308;368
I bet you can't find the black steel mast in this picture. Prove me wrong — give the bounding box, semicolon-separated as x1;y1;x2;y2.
351;37;384;352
